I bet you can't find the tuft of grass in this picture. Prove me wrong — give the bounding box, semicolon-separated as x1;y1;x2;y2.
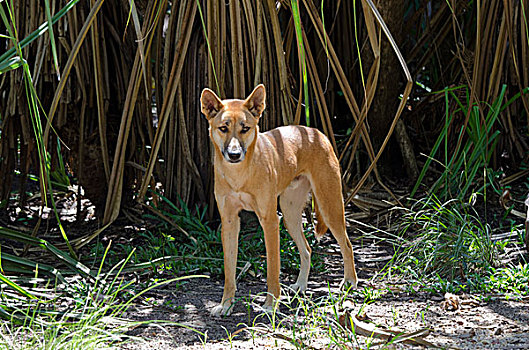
392;196;501;280
0;242;203;349
384;195;528;299
412;84;506;201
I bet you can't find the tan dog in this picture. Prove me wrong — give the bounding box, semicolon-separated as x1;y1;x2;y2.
201;84;358;316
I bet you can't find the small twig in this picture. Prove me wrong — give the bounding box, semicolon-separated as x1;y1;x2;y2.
236;261;252;283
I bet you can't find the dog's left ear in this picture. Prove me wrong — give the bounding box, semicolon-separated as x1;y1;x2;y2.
244;84;266;118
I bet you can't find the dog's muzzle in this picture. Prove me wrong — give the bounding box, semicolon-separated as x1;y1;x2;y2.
223;137;245;163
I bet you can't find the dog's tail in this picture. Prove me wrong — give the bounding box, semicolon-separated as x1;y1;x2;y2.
314;199;328;241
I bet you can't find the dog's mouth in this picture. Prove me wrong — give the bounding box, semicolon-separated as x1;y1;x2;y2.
222;149;245;163
222;137;246;163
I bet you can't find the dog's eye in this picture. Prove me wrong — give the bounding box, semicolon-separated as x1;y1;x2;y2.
219;126;229;133
241;126;250;134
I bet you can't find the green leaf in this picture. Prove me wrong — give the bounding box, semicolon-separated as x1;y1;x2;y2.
0;252;65;283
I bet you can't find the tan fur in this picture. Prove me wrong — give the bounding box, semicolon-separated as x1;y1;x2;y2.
201;85;358;316
314;200;328;240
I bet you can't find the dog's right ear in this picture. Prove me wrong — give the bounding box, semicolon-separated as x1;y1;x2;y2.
201;88;224;120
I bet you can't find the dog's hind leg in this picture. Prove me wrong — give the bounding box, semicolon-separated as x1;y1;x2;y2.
309;171;358;289
280;176;312;293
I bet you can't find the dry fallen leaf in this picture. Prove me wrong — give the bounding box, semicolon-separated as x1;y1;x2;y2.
441;292;460;311
499;189;511;209
431;294;444;302
356;312;369;321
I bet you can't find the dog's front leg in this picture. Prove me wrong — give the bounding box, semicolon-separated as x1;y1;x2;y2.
258;209;281;312
211;210;240;317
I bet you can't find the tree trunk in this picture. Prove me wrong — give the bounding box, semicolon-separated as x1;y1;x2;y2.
366;0;413;180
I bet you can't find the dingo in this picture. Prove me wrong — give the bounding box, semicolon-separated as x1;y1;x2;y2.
200;85;358;316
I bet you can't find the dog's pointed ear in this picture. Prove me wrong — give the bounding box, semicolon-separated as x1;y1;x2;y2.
244;84;266;118
201;88;224;120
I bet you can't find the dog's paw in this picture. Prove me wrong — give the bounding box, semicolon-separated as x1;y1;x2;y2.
288;281;307;294
340;277;358;291
258;294;279;314
210;302;233;317
257;303;274;314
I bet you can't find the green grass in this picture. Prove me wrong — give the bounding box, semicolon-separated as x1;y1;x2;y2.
394;262;529;300
392;196;501;280
412;84;506;201
0;242;202;350
478;264;529;297
1;189;329;349
3;193;526;349
401;82;529;301
0;298;137;350
383;195;528;299
0;0;77;258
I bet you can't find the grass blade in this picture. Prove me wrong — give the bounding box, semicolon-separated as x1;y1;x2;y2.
0;56;24;74
290;0;310;125
0;226;92;279
0;273;37;299
0;252;65;283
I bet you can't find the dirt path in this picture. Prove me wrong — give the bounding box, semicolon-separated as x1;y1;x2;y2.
119;236;529;349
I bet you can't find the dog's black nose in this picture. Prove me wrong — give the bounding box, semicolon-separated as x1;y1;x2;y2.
228;151;241;161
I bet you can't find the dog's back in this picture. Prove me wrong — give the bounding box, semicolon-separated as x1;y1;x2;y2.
258;125;340;190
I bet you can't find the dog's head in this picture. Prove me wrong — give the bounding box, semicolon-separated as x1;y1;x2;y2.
200;85;266;164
